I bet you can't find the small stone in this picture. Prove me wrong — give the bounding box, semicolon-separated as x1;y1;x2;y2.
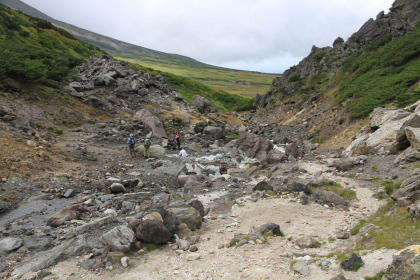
64;189;76;198
189;245;198;252
104;209;117;216
186;253;201;261
121;256;130;268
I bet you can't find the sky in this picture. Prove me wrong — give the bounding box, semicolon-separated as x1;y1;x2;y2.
21;0;395;73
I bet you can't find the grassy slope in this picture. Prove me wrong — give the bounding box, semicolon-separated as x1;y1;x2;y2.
338;23;420;118
50;21;276;98
0;3;102;84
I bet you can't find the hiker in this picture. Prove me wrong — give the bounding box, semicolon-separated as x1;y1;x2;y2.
178;148;188;157
127;134;136;157
167;139;176;150
188;164;197;175
175;130;181;150
144;136;152;159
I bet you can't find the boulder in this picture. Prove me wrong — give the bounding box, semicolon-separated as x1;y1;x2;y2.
12;236;90;278
405;126;420;150
340;253;364;271
252;181;273;192
143;212;164;223
334;158;356;171
191;95;217;115
133;109;167;138
369;108;410;129
203;126;224;140
0;238;23;255
136;144;165;158
407;201;420;219
46;205;89;227
289;182;311;195
258;223;282;236
110;183;126;194
395;114;420;149
167;207;202;231
285;143;303;159
234;132;273;161
135;220;171;244
383;245;420;280
311;190;349;208
295;235;320;249
194;122;208;133
266;149;287;164
188;200;205;218
100;226;135;253
391;173;420;204
346;113;413;156
23;236;52;252
292;260;311;276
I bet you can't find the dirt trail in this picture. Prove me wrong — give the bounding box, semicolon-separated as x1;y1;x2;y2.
29;161;397;280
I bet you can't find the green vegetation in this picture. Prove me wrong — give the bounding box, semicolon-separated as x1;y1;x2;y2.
354;200;420;249
229;238;240;247
144;243;164;251
117;54;275;98
0;3;102;84
338;23;420;118
132;64;254;112
328;237;336;243
365;272;384;280
351;219;366;235
318;180;357;201
381;180;403;195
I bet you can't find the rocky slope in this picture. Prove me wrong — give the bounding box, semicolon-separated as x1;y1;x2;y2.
252;0;420;149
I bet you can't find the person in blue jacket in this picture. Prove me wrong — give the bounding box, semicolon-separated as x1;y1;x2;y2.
127;134;136;157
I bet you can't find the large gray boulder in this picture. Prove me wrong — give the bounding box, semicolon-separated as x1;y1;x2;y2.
391;172;420;204
133;109;167;138
405;126;420;150
12;235;90;278
395;114;420;149
191;95;217;115
234;132;273;161
407;201;420;219
100;225;135;252
135;220;171;244
369;108;410;129
203;126;224;140
0;237;23;256
345;113;412;156
46;205;89;227
311;190;349;208
266;149;287;164
167;207;202;231
383;245;420;280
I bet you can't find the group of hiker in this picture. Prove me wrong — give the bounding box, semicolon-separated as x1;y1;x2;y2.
126;129;198;174
126;129;182;159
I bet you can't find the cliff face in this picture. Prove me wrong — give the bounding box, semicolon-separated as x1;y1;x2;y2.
255;0;420;109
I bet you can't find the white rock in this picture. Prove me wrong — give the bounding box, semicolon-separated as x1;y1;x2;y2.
186;253;201;261
121;256;130;267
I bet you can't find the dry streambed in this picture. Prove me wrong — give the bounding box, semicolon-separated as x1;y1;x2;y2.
34;162;396;280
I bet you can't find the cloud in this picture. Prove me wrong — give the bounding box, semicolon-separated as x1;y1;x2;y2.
21;0;394;73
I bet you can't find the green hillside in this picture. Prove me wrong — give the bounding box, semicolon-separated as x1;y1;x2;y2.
338;23;420;118
0;3;102;84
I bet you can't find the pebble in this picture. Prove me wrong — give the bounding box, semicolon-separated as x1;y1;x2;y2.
121;256;130;268
186;253;201;261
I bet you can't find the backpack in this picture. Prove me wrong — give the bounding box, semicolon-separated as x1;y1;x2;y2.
129;137;135;146
144;139;151;148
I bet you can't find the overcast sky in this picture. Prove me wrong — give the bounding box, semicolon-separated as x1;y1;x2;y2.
21;0;394;73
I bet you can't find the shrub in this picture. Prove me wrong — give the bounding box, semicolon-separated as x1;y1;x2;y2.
288;73;301;83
